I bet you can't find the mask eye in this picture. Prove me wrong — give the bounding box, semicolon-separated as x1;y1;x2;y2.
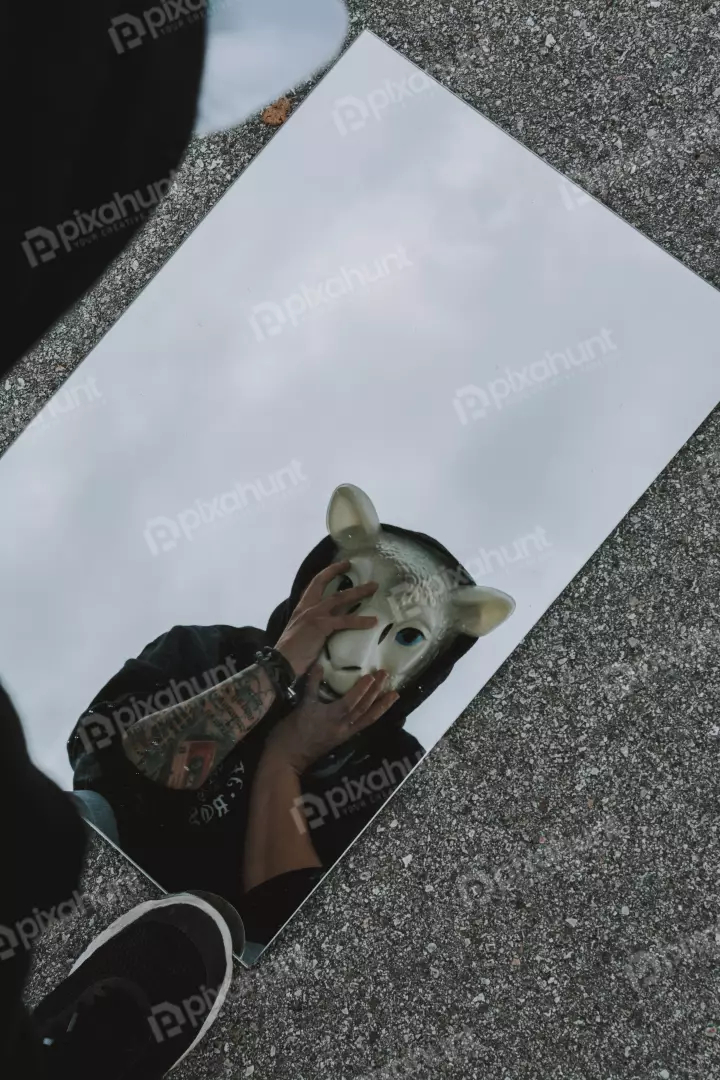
333;572;363;613
395;627;425;647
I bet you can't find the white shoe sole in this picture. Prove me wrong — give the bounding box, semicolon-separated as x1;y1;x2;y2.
69;892;234;1070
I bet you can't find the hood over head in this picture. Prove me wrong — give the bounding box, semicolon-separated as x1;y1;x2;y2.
266;483;515;752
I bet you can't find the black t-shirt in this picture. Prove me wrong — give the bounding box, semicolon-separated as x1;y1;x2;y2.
68;624;424;945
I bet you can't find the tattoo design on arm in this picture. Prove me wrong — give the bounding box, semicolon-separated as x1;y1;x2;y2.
121;664;276;790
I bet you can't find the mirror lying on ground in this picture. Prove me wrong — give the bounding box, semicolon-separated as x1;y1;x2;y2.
2;31;719;965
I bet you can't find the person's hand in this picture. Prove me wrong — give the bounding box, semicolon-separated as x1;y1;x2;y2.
261;665;399;775
275;560;379;677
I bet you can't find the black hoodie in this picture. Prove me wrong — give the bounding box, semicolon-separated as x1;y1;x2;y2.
68;524;478;947
6;0;206;371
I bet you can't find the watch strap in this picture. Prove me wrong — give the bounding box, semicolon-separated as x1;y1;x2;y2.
254;647;297;705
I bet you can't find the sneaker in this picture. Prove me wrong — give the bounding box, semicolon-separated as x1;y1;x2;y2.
32;893;234;1079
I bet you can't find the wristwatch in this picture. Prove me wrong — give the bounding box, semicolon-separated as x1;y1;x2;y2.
254;646;298;706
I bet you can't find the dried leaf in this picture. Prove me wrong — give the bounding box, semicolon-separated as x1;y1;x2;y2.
261;97;292;126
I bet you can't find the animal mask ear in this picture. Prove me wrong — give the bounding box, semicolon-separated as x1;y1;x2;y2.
451;585;515;637
327;484;381;545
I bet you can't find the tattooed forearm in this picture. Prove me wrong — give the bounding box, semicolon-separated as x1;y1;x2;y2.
121;664;276;789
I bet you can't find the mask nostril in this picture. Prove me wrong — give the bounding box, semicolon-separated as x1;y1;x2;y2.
377;622;394;643
340;665;362;672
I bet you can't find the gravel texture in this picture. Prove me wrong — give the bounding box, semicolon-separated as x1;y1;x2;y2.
6;2;720;1079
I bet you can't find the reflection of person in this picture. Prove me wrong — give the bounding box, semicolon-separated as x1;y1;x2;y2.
69;484;515;955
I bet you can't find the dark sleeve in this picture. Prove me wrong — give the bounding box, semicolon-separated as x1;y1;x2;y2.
7;0;205;374
68;658;166;778
68;624;227;773
241;869;326;946
299;730;426;869
67;625;252;837
67;628;189;800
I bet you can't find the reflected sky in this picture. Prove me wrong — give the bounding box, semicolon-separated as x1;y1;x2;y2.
1;31;719;790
